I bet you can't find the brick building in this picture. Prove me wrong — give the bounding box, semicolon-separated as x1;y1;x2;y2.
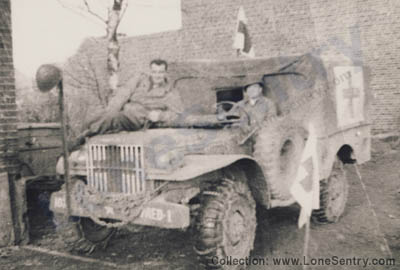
0;0;19;246
65;0;400;134
0;0;18;174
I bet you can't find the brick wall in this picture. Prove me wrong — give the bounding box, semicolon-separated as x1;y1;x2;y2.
65;0;400;134
308;0;400;133
0;0;18;175
0;0;20;246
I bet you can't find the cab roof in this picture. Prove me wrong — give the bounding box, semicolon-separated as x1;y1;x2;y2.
168;54;329;114
168;53;328;87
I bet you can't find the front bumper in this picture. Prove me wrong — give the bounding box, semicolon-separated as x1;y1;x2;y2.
50;188;190;229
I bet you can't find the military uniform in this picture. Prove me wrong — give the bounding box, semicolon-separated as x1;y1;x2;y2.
236;96;277;126
70;73;183;149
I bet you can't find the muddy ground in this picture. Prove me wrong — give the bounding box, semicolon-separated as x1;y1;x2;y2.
0;150;399;270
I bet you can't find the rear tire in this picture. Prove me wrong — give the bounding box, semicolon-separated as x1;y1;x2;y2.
195;170;256;270
312;162;349;223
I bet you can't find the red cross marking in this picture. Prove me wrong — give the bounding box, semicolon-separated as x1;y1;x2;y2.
300;157;314;192
342;72;359;118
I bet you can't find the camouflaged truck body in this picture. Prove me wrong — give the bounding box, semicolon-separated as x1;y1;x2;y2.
50;54;371;229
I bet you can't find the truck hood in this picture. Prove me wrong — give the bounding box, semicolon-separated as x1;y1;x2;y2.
88;128;243;153
57;128;251;176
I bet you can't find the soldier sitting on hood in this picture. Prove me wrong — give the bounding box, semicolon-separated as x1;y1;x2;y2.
70;59;183;151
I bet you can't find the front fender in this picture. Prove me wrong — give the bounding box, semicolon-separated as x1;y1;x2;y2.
147;154;254;181
147;154;271;208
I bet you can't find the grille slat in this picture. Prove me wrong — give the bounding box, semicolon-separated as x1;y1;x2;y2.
127;147;131;194
87;145;93;188
120;145;124;193
87;144;145;194
129;147;134;194
127;146;132;194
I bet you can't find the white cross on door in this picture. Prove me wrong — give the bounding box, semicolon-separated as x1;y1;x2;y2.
334;66;365;128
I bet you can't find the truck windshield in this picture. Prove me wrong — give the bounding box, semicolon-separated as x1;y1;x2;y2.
162;78;247;128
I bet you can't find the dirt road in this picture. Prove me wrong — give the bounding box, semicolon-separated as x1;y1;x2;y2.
0;151;399;270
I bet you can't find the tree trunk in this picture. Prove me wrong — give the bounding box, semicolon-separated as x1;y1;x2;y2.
106;0;123;97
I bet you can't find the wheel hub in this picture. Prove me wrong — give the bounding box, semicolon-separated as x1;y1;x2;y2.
327;176;345;217
226;210;245;246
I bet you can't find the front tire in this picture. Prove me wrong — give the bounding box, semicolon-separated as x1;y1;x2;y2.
253;120;305;200
53;177;115;252
195;171;257;269
79;217;115;244
54;213;115;253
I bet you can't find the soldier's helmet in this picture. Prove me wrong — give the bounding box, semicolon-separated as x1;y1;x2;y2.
36;64;62;92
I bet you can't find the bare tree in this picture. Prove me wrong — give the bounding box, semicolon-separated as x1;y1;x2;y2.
106;0;127;94
58;0;128;96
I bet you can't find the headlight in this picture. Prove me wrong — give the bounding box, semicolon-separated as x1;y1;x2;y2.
56;145;87;175
154;150;184;170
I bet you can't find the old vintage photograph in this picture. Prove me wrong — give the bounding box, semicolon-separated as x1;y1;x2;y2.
0;0;399;269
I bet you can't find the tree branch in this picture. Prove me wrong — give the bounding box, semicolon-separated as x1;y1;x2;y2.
119;0;128;21
83;0;107;23
57;0;105;28
113;0;128;30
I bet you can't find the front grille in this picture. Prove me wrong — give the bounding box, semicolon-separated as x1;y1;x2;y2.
86;144;146;194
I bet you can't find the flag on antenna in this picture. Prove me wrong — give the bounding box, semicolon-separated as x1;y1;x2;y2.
233;6;255;57
290;123;320;228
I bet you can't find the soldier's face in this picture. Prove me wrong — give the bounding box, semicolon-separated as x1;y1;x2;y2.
246;84;263;99
150;63;167;85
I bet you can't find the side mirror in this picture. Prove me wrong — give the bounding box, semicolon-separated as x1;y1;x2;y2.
35;64;62;92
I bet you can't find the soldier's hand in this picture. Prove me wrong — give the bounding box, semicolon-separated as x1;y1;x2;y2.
148;110;161;122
